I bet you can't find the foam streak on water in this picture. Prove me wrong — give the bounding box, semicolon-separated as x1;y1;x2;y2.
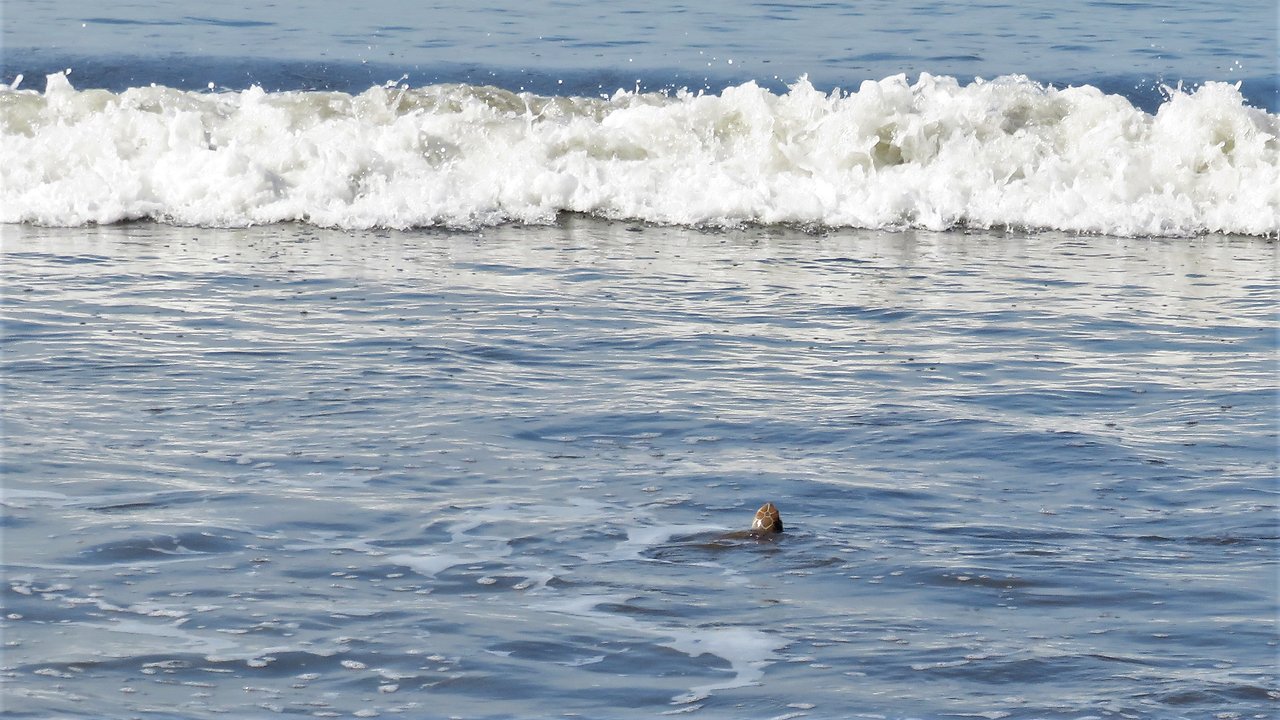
2;72;1277;236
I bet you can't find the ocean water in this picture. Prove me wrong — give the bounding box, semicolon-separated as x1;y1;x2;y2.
3;1;1278;236
4;0;1278;107
2;2;1279;719
3;223;1277;718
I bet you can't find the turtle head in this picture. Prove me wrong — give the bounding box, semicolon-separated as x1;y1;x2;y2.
751;502;783;534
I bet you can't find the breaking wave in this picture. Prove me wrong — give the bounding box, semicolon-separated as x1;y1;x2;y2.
2;71;1275;236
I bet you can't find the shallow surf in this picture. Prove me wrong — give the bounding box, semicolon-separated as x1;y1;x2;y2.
3;220;1275;717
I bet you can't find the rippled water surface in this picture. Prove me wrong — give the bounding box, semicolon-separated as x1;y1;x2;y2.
2;221;1277;718
4;0;1276;109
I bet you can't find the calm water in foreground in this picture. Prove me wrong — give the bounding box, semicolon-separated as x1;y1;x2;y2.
2;221;1276;718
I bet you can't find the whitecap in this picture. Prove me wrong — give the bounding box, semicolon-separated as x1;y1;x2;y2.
4;72;1274;236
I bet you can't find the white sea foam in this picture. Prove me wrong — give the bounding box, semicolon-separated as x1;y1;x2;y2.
2;72;1275;236
387;518;513;579
608;523;729;560
547;593;787;705
664;626;789;704
0;487;69;507
63;618;239;659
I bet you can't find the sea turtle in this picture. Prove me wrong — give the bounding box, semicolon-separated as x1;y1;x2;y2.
751;501;783;535
715;502;784;542
641;502;786;560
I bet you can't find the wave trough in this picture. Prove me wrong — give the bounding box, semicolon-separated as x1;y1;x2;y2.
2;72;1276;236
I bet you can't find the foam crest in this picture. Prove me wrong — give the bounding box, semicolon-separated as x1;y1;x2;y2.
2;72;1275;236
